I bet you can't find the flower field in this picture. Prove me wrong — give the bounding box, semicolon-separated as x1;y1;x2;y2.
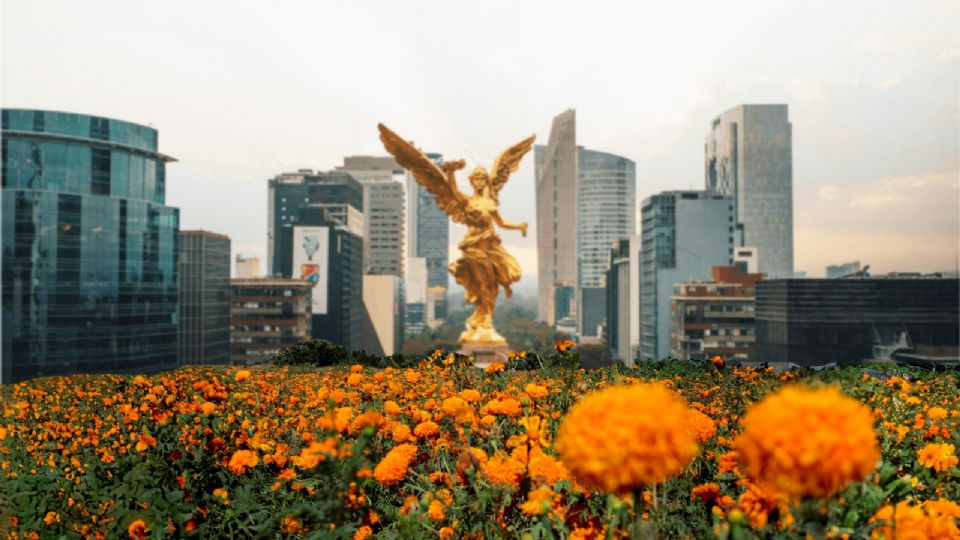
2;352;959;539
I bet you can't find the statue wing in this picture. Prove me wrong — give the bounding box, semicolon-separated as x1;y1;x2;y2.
378;123;468;223
489;134;536;196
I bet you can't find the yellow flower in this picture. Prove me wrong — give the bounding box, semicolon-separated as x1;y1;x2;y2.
373;443;418;486
927;406;949;420
555;383;698;494
213;488;229;503
227;449;259;475
918;442;958;473
734;386;879;498
43;511;60;525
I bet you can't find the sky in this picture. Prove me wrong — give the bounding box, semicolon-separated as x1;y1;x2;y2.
3;0;958;286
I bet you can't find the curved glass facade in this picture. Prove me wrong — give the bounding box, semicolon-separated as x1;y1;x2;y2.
2;109;179;383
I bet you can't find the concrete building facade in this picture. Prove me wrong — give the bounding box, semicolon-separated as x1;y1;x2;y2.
640;191;734;360
178;230;231;365
534;109;578;325
362;274;404;355
338;156;406;277
705;104;793;278
671;266;764;362
229;278;311;365
235;255;260;278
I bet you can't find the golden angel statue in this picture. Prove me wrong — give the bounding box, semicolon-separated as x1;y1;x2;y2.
379;123;535;345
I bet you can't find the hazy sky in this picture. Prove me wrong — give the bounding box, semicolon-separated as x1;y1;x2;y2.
4;0;958;285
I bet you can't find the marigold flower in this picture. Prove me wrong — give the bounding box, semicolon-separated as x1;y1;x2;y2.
354;525;373;540
482;452;525;488
484;397;523;417
917;442;958;473
428;498;445;521
524;383;549;400
520;486;555;516
127;519;148;540
870;499;960;539
43;511;60;525
347;373;363;387
227;449;259;475
391;423;412;443
460;389;482;403
290;439;338;469
687;409;717;443
373;443;418;486
213;488;229;502
734;386;879;498
413;420;440;438
235;370;252;382
439;526;455;540
555;383;698;494
691;483;721;504
135;433;157;452
927;407;949;420
282;515;302;534
200;401;217;415
485;362;505;374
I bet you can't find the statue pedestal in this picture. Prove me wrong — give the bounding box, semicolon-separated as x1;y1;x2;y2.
460;341;511;369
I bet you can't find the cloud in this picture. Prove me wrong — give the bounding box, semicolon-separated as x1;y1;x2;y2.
849;172;959;209
818;185;840;201
876;77;902;89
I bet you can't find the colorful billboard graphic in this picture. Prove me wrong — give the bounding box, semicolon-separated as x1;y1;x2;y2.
292;226;329;314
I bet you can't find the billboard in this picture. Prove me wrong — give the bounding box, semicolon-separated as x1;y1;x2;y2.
292;226;329;314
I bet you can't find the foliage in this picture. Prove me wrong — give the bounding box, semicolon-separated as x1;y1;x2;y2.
2;359;958;539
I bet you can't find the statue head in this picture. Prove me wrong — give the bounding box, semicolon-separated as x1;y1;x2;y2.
468;166;489;193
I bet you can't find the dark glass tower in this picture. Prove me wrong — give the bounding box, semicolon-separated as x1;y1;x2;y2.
178;230;231;365
2;109;180;383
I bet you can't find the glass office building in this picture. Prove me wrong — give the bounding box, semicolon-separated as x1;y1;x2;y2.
2;109;180;383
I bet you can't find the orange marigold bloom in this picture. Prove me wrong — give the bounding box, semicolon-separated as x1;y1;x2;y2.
135;433;157;452
235;370;252;382
734;386;879;498
282;515;302;535
717;451;740;475
413;420;440;438
917;442;958;473
484;397;523;417
353;525;373;540
525;383;549;400
391;423;412;443
485;362;505;374
213;488;229;502
227;449;259;475
456;447;488;481
482;452;525;489
927;406;949;420
460;389;482;403
43;511;60;525
428;498;445;521
127;519;148;540
555;383;698;494
687;409;717;443
441;397;472;422
200;402;217;415
290;439;338;469
439;526;455;540
373;443;418;486
691;483;721;504
347;373;363;387
520;486;555;516
870;499;960;539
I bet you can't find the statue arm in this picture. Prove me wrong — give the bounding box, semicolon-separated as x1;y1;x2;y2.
492;211;528;237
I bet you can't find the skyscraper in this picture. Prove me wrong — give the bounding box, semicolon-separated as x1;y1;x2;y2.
705;104;793;278
605;236;640;365
577;147;636;339
639;191;734;360
178;230;231;365
235;255;260;278
2;109;179;383
267;170;363;278
535;109;577;326
406;152;448;320
338;156;406;277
